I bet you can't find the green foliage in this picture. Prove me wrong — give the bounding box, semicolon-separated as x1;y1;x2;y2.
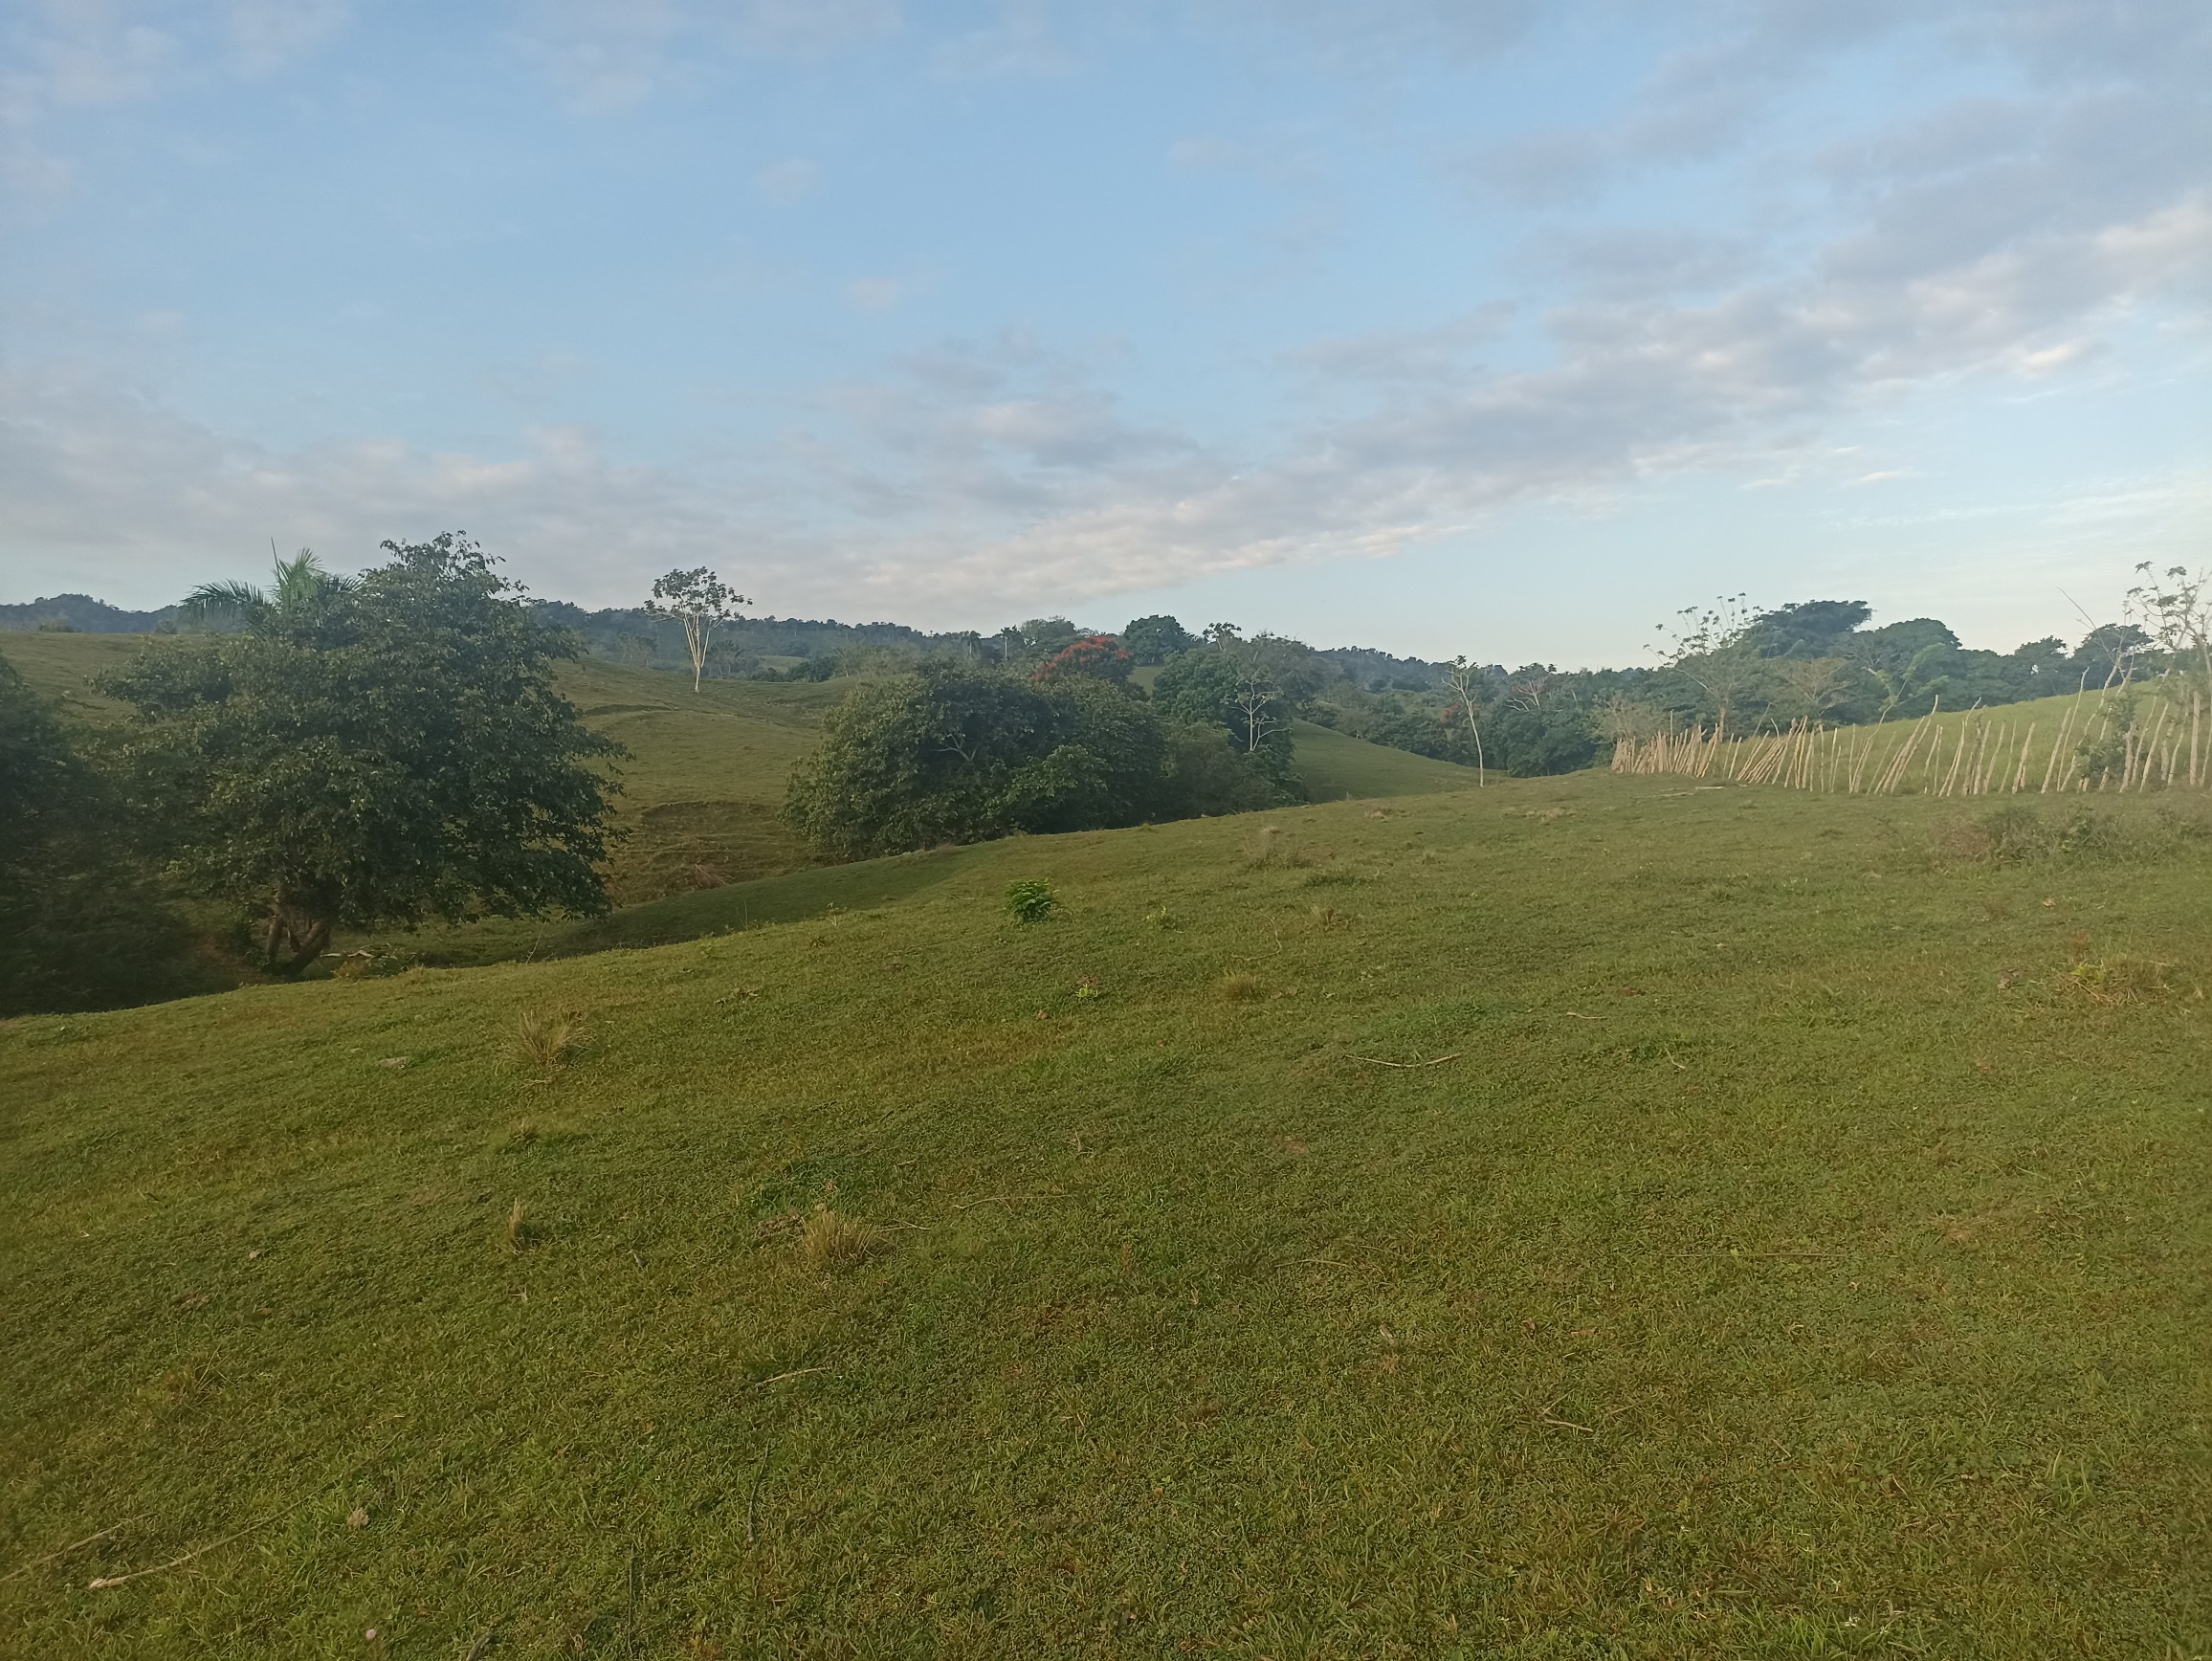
1120;613;1196;665
641;567;749;693
100;533;624;973
1152;642;1303;789
0;656;203;1014
177;547;355;633
1031;633;1133;684
785;663;1228;858
1004;877;1056;922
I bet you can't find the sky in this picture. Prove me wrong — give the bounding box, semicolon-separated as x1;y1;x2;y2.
1;1;2205;666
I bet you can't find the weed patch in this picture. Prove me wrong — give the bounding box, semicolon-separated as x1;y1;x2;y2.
794;1207;888;1272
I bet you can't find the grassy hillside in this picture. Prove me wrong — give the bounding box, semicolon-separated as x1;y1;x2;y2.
4;775;2208;1655
1293;718;1480;799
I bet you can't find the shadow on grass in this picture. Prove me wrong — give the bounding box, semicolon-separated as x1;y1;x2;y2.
387;843;986;967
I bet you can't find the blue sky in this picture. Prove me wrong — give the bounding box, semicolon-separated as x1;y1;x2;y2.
3;1;2205;664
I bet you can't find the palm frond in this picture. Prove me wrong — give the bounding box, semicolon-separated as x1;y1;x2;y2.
271;548;356;611
177;580;267;630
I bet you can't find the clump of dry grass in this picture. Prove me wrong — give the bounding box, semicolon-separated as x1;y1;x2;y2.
505;1200;532;1252
513;1008;584;1077
795;1206;889;1272
1220;972;1263;1003
1242;827;1317;871
1309;904;1353;929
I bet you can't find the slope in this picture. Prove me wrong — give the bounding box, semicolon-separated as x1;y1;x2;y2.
3;775;2207;1656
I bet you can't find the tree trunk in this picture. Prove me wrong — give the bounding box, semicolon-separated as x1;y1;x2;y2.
265;889;335;977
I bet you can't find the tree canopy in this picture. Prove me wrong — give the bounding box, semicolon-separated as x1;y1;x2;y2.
784;662;1269;858
102;533;624;973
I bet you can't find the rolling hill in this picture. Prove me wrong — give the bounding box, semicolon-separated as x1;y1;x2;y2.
3;767;2208;1655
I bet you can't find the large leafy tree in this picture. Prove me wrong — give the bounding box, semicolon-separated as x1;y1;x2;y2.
1152;639;1303;790
1121;614;1196;665
103;534;624;973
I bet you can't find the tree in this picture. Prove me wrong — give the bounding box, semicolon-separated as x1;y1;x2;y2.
2125;563;2212;702
784;663;1178;858
1153;643;1300;796
644;567;749;692
104;533;624;974
179;546;355;631
1653;596;1767;731
2068;622;2151;692
1033;633;1134;685
1742;599;1870;658
1121;614;1196;665
1438;656;1489;786
1776;655;1856;722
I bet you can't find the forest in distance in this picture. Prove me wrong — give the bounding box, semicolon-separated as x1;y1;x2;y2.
6;582;2158;784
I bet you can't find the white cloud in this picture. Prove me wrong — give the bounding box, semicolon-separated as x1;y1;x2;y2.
0;0;350;191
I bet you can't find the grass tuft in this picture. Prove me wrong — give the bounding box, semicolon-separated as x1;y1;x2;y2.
505;1200;532;1252
794;1206;889;1272
513;1008;584;1076
1220;972;1263;1003
1241;826;1318;870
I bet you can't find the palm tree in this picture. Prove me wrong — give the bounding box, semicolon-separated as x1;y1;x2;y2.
179;547;354;631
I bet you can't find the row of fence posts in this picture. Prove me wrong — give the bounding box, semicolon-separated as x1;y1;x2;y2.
1610;692;2208;796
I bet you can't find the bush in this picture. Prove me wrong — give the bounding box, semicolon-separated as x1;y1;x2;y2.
787;664;1202;858
1006;879;1057;923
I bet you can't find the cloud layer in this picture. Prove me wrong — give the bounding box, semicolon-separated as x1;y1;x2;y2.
1;1;2206;633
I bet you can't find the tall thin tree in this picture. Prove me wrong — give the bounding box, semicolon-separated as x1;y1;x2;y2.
644;568;749;692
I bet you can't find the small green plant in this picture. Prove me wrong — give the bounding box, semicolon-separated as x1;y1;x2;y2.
1074;976;1104;1001
1145;906;1178;930
796;1205;889;1271
1006;879;1057;923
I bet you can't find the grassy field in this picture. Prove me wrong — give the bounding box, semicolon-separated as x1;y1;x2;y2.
4;769;2209;1656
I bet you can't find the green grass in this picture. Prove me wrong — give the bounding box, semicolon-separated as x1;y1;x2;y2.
1294;718;1481;799
5;775;2209;1655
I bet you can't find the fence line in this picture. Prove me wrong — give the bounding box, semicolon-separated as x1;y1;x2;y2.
1610;692;2209;796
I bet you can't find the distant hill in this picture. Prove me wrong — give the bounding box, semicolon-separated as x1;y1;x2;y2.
0;593;183;632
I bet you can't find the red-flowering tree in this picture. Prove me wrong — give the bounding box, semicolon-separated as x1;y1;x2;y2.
1032;634;1134;685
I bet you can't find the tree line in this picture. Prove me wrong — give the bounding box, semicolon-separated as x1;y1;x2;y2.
7;545;2197;1015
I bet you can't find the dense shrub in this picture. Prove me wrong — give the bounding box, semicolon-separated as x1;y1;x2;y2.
785;663;1272;857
